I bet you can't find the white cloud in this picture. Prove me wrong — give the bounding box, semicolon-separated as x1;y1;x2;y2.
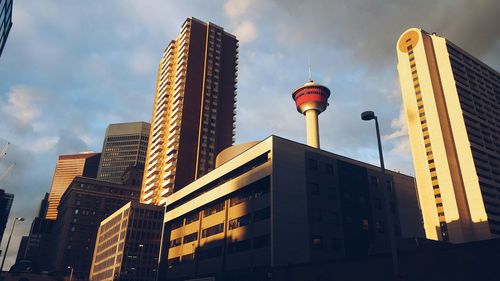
234;20;257;44
29;136;60;152
1;86;43;128
224;0;254;19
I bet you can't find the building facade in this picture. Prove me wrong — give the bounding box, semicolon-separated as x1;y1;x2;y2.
142;17;238;206
46;152;101;220
396;28;500;243
97;122;150;183
158;136;423;280
89;201;164;281
49;176;140;279
0;189;14;247
0;0;13;58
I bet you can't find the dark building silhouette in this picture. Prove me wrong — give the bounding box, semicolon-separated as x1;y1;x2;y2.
0;189;14;248
15;193;53;267
97;122;150;184
48;176;140;280
0;0;13;58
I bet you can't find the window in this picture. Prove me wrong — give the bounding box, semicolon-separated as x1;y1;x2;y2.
199;246;223;259
202;223;224;238
227;239;251;254
254;207;270;222
330;238;341;252
171;219;183;230
183;232;198;244
230;192;252;206
169;238;182;248
311;208;322;222
308;182;320;196
253;234;270;249
325;164;334;175
229;214;251;230
308;159;318;170
362;219;369;231
329;212;338;225
312;235;323;249
185;213;199;225
376;221;385;233
168;257;180;267
204;202;225;217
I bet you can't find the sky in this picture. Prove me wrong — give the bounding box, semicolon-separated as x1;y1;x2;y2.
0;0;499;269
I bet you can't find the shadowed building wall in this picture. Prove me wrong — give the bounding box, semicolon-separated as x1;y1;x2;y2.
397;28;500;242
141;17;238;206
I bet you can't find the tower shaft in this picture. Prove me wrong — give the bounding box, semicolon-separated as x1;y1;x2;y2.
305;109;320;148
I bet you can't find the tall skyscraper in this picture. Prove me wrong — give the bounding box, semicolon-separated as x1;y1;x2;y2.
142;18;238;206
0;0;13;58
96;122;150;183
0;189;14;247
396;28;500;243
45;152;100;220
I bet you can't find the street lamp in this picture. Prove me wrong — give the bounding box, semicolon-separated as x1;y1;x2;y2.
0;217;25;272
67;266;74;281
361;111;399;280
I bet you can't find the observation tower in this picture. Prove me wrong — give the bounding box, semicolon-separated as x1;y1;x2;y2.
292;77;331;149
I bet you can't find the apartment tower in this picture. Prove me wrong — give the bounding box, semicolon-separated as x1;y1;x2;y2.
142;18;238;206
96;122;150;183
396;28;500;243
45;152;100;219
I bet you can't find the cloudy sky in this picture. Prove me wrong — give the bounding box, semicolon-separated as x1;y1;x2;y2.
0;0;498;268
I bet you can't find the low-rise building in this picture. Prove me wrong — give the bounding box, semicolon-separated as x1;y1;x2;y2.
158;136;424;280
90;201;164;281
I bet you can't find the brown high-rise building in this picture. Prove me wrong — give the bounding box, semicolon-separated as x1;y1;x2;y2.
45;152;100;220
96;122;150;183
142;18;238;206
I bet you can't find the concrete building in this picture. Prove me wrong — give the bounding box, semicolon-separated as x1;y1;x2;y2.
142;17;238;206
0;0;13;58
396;28;500;243
89;201;164;281
158;136;423;281
0;189;14;248
46;152;101;220
49;176;140;280
97;122;150;183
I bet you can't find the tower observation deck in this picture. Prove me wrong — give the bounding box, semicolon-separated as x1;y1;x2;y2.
292;79;331;148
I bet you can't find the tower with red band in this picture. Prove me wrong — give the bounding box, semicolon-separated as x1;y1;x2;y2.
292;80;331;148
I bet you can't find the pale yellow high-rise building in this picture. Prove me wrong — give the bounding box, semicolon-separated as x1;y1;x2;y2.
142;18;238;206
45;152;100;220
396;28;500;243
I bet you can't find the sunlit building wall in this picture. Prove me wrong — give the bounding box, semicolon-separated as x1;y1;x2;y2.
396;28;500;243
46;152;100;220
141;17;238;206
158;136;423;280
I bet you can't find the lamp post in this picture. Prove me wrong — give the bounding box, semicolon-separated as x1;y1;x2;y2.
0;217;24;272
67;266;74;281
361;111;399;280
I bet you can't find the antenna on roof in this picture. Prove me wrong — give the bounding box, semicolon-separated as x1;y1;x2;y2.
308;56;312;82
